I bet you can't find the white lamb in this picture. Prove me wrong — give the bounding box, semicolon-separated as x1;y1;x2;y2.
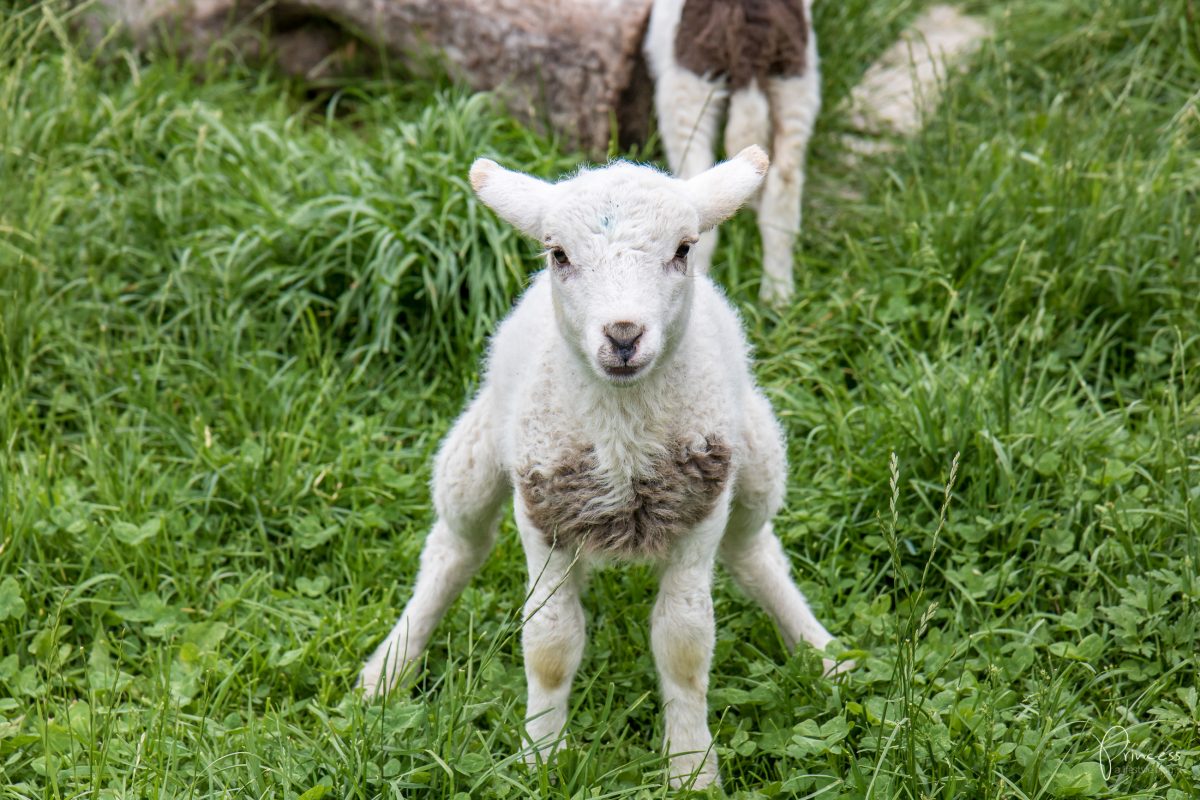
645;0;820;306
357;146;848;788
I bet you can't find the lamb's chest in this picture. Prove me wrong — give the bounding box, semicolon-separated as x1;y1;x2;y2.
516;435;732;558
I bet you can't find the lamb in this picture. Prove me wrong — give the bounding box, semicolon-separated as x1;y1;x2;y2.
645;0;820;306
356;146;848;788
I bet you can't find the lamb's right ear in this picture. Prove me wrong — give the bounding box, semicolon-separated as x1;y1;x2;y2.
685;146;770;231
469;158;554;239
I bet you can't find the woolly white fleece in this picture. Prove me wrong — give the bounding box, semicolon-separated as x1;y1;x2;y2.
358;148;847;789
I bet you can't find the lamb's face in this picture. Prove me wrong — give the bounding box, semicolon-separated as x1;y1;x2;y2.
470;148;768;386
536;169;699;384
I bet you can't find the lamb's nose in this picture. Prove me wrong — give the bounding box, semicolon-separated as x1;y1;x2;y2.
604;322;644;363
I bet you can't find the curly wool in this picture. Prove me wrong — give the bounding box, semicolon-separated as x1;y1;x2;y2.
519;436;732;558
675;0;809;89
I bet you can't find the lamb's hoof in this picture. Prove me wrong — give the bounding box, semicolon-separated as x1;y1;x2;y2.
822;657;856;678
668;753;720;790
355;659;413;700
355;668;390;700
521;740;563;771
758;279;793;308
669;766;720;790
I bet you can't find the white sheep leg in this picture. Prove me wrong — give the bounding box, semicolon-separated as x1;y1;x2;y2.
516;502;587;764
724;80;771;214
653;506;727;788
721;390;849;676
358;388;508;697
758;70;821;306
655;66;726;274
721;522;850;675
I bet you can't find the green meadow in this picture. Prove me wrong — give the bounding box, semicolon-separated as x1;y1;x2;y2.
1;1;1197;797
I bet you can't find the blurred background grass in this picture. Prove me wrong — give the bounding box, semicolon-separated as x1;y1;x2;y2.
0;1;1197;797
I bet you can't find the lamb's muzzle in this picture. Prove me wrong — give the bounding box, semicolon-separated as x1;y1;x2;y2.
604;321;643;360
600;320;645;377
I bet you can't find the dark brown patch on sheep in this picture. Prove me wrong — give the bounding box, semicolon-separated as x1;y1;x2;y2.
518;437;732;558
674;0;809;89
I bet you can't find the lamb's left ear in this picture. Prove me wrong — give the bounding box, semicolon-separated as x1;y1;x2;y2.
469;158;555;239
685;146;770;231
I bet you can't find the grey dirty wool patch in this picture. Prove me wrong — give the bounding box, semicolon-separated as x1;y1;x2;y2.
519;436;733;559
674;0;810;89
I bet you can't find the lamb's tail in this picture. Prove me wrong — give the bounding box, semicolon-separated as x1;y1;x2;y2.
724;79;771;170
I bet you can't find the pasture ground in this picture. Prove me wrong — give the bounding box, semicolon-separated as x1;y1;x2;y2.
1;1;1198;797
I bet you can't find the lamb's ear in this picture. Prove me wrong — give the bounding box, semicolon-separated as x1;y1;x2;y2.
469;158;554;239
686;146;770;231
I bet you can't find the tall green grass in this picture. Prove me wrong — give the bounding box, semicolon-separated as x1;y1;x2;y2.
1;0;1197;798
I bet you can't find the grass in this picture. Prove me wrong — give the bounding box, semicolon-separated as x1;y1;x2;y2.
1;0;1198;797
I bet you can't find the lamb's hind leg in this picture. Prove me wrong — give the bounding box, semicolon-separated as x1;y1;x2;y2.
721;391;850;675
358;388;509;697
655;65;726;274
724;79;771;212
758;69;821;306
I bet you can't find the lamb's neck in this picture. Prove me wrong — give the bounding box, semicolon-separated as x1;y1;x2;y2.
564;353;690;480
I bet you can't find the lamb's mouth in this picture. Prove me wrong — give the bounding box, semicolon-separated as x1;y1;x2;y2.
603;363;643;380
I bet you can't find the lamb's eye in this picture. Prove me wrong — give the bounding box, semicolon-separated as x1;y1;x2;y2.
551;247;569;266
674;243;691;261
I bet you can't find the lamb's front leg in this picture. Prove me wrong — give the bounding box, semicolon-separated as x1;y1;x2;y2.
652;508;727;788
516;503;586;765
